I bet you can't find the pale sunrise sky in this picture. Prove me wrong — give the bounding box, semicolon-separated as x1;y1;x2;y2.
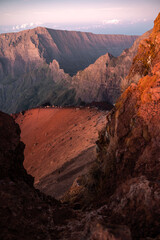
0;0;159;34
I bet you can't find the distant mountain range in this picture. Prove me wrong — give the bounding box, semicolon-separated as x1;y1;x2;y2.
0;27;139;113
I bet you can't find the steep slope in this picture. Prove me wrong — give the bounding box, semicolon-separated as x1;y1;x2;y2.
0;28;138;114
0;111;75;240
0;60;74;113
15;107;107;199
0;27;138;76
63;13;160;239
72;30;151;104
125;18;160;88
0;110;134;240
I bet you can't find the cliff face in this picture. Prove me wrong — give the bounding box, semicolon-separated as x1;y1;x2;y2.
64;13;160;239
124;15;160;90
0;111;33;185
72;30;151;104
0;110;136;240
0;28;138;113
0;27;137;77
0;59;74;113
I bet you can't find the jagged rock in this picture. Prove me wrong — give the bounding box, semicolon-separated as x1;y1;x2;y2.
0;111;33;185
65;13;160;240
0;27;137;113
0;111;74;240
0;27;137;77
72;30;151;104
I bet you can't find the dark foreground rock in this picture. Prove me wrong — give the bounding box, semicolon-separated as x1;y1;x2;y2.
0;111;74;240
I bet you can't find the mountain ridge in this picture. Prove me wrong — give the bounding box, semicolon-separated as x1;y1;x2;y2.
0;26;138;75
0;27;138;113
72;29;151;104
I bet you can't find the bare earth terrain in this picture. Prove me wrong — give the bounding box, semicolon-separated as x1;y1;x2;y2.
15;107;107;198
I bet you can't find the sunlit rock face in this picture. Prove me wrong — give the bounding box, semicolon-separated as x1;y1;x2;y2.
63;13;160;240
14;107;107;199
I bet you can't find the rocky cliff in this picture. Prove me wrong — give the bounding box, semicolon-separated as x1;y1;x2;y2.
0;28;138;113
72;30;151;104
0;27;137;77
0;110;77;240
0;59;74;113
0;111;140;240
0;109;132;240
63;13;160;239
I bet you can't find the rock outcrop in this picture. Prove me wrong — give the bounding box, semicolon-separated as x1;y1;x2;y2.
0;107;137;240
63;13;160;240
0;111;75;240
0;111;33;185
0;59;74;113
72;30;151;104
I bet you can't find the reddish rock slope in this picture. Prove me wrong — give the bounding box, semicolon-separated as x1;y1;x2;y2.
0;111;75;240
15;107;107;198
1;109;131;240
64;13;160;240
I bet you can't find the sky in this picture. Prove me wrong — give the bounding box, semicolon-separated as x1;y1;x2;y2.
0;0;160;35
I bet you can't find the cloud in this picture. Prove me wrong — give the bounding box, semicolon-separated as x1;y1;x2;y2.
12;22;41;31
102;19;120;25
20;23;27;29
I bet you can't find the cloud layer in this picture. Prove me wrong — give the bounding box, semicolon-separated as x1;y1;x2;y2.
102;19;120;25
12;22;41;30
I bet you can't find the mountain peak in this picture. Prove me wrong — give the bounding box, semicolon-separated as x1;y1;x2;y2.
153;12;160;34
